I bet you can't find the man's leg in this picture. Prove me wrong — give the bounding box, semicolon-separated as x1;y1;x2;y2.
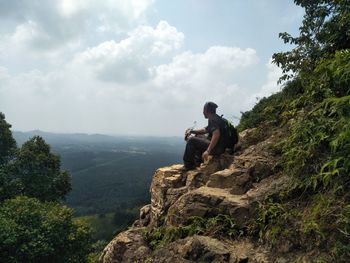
183;137;210;169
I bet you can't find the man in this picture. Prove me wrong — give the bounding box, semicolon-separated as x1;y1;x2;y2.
183;101;227;170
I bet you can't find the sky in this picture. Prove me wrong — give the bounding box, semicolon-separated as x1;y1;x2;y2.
0;0;304;136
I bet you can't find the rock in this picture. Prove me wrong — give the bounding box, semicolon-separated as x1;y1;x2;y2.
149;155;233;227
166;174;288;227
150;164;188;226
230;173;252;195
99;128;298;263
166;186;254;226
99;227;151;263
200;154;234;176
133;204;151;227
150;236;272;263
185;170;202;188
206;168;249;193
152;235;232;262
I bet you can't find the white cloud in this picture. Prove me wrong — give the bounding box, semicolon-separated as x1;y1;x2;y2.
0;67;10;94
0;0;154;52
251;59;282;103
0;1;303;137
1;27;259;135
73;21;184;83
151;47;258;110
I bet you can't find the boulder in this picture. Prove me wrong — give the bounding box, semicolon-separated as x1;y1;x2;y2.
166;174;288;227
151;235;232;262
149;155;233;226
99;227;150;263
132;204;151;227
150;164;188;226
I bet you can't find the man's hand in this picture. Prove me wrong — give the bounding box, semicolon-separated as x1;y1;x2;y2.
184;128;192;141
202;150;209;163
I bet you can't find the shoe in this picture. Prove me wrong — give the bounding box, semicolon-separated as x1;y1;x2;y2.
180;165;196;172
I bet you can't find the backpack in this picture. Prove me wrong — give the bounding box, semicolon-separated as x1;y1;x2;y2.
221;116;239;154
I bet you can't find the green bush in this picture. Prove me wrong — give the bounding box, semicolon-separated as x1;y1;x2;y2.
254;53;350;261
0;196;92;263
237;78;303;132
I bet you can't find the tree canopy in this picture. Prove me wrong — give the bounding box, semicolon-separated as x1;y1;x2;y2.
0;196;91;263
0;112;17;167
0;113;92;262
273;0;350;82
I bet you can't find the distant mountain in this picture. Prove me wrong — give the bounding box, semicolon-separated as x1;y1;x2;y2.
13;130;121;145
12;130;185;216
12;130;184;153
13;130;182;146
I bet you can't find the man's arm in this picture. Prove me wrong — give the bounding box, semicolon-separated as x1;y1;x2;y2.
184;127;207;141
202;129;220;162
191;128;207;135
206;129;220;153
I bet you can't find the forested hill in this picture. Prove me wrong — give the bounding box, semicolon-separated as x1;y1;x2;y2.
12;130;184;215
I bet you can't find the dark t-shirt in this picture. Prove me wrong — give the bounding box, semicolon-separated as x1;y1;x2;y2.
205;114;227;155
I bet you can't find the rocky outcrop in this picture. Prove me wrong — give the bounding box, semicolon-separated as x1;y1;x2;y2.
166;174;287;227
149;236;271;263
147;154;234;227
99;227;150;262
99;129;301;262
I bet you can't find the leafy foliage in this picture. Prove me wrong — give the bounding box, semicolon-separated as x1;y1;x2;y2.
273;0;350;82
1;136;71;202
0;113;17;167
238;1;350;261
0;196;92;263
0;113;93;262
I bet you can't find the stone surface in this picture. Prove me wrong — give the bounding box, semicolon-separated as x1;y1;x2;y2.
152;235;231;262
99;227;150;263
206;168;248;192
149;155;233;227
166;173;287;227
146;236;272;263
132;204;151;227
149;164;187;226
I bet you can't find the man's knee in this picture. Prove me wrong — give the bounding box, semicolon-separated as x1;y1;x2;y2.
187;136;197;145
186;136;209;152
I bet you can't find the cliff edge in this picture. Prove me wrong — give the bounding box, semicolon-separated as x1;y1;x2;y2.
98;127;314;262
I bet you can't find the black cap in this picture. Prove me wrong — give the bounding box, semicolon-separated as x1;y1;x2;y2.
204;101;218;113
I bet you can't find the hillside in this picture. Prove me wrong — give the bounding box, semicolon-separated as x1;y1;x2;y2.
99;103;348;262
98;127;303;262
99;1;350;262
13;131;183;215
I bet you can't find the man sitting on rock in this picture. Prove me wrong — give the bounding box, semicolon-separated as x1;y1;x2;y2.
183;101;227;170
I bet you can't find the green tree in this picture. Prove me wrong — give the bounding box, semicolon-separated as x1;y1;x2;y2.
273;0;350;82
0;196;92;263
0;114;93;261
4;136;71;202
0;112;17;167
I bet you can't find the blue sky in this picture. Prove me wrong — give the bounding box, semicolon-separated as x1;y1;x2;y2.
0;0;303;136
151;0;302;53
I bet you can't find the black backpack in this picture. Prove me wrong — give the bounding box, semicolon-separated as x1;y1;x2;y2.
221;116;239;154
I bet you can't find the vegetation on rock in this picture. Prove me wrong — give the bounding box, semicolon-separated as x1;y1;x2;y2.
143;214;245;250
239;0;350;261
